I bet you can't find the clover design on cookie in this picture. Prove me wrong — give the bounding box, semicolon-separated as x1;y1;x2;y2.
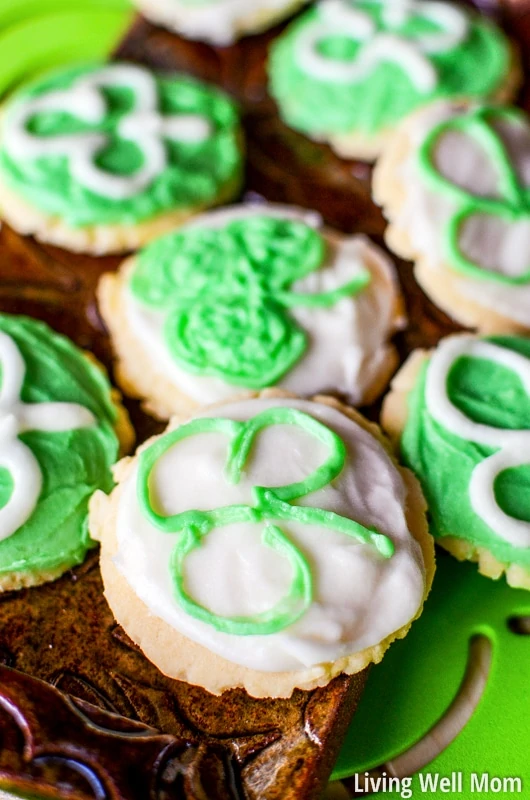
296;0;469;93
418;106;530;285
0;331;95;541
138;407;394;635
130;215;371;388
3;63;213;201
426;336;530;549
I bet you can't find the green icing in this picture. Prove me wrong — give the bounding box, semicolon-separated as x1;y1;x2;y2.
269;1;510;138
0;468;13;512
401;336;530;569
138;407;394;636
0;63;242;227
0;314;119;575
130;214;370;388
418;106;530;285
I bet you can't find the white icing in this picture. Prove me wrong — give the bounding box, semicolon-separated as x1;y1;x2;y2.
134;0;308;45
0;332;96;541
125;203;403;407
113;397;426;672
295;0;469;93
395;102;530;324
426;336;530;448
426;335;530;548
3;64;212;201
470;449;530;549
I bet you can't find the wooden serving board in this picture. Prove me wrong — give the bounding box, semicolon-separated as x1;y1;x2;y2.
0;2;528;799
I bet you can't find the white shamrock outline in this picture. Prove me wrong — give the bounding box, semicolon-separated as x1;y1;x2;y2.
4;64;212;200
426;336;530;548
296;0;469;93
0;331;96;541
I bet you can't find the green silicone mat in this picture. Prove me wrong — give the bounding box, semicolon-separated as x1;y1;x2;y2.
332;550;530;794
2;2;530;796
0;0;133;97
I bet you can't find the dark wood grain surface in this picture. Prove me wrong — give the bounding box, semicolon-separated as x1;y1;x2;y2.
0;2;528;798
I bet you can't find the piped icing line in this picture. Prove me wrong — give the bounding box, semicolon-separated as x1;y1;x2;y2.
425;335;530;447
470;449;530;549
137;407;394;636
0;331;95;541
294;0;469;92
424;335;530;549
418;106;530;285
3;64;212;201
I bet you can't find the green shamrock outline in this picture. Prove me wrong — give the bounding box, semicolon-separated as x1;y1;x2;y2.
418;106;530;286
130;215;371;388
137;407;394;636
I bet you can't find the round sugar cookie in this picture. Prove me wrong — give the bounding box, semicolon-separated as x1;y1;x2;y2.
90;392;434;698
382;333;530;590
98;203;405;420
132;0;310;46
0;313;133;592
0;62;243;255
269;0;520;161
374;101;530;333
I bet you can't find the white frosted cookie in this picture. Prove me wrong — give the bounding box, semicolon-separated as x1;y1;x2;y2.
382;334;530;590
99;203;405;419
0;63;243;255
90;393;434;697
132;0;309;46
374;101;530;333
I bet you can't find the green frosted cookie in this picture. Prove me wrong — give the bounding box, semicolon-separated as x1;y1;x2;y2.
386;333;530;590
0;62;243;253
0;314;131;590
269;0;517;160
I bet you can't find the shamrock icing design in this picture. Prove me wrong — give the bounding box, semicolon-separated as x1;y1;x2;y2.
0;331;96;541
3;63;212;200
418;106;530;285
130;215;371;388
296;0;469;93
138;407;394;636
426;336;530;549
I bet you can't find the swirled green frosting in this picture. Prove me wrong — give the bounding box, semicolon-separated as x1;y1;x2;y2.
0;63;242;227
0;315;119;575
129;214;370;387
269;2;510;138
402;337;530;568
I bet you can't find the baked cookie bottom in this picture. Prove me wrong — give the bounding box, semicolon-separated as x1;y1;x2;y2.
90;390;435;698
98;249;404;420
372;88;529;334
0;173;242;256
382;352;530;592
0;355;134;594
133;0;307;45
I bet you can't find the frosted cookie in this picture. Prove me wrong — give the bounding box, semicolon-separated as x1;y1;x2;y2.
269;0;519;161
0;314;133;591
90;393;434;697
132;0;309;46
0;63;243;255
99;204;405;419
374;102;530;333
382;334;530;590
